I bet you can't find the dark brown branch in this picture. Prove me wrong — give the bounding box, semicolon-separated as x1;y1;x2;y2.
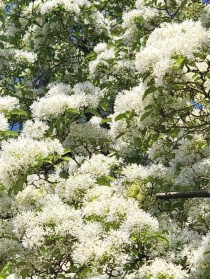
156;191;210;200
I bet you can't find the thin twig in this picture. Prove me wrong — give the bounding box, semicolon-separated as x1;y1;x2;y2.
156;191;210;200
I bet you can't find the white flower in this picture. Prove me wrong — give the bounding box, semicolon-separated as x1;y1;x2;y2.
40;0;90;15
0;113;8;131
79;153;118;178
114;83;145;115
63;118;110;155
137;258;187;279
188;232;210;277
31;93;73;120
21;120;49;138
135;20;209;82
94;42;108;53
47;83;71;96
0;137;63;187
12;194;83;249
14;50;37;63
31;82;103;119
0;96;19;112
122;163;149;182
89;45;115;75
64;173;96;202
122;202;159;233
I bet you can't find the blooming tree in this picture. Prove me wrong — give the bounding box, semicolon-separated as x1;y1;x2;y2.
0;0;209;278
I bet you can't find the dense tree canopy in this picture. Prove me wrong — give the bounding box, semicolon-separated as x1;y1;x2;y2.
0;0;209;278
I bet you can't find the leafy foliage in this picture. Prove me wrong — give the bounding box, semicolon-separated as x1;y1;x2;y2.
0;0;209;278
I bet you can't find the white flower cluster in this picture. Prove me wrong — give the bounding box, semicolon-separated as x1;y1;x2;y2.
0;113;8;131
175;157;210;187
64;117;110;155
3;147;160;275
122;162;170;182
31;82;103;119
0;96;19;112
120;0;160;45
14;50;37;63
31;93;72;119
89;43;115;75
40;0;90;15
0;137;63;188
79;153;118;178
185;199;210;231
90;11;113;36
21;120;49;139
110;83;145;138
4;22;20;37
73;188;158;266
114;83;145;115
201;5;210;28
130;258;187;279
123;2;159;28
189;232;210;277
109;83;153;155
13;183;48;212
135;20;209;83
62;173;96;202
0;0;210;277
167;135;210;187
12;193;83;249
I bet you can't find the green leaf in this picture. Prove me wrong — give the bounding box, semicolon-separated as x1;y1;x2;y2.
97;177;110;186
59;171;69;179
140;109;154;121
142;86;157;100
85;52;97;60
100;118;111;124
66;108;79;115
62;156;72;161
151;133;159;142
134;16;144;24
201;265;210;279
179;0;187;9
174;57;185;69
0;184;5;192
115;131;125;140
10;109;28;117
8;187;13;197
68;266;79;272
57;275;66;279
114;39;124;48
97;176;114;186
0;262;11;277
85;108;101;117
154;234;169;244
144;104;154;111
20;268;30;279
134;137;142;148
143;72;150;82
206;22;210;29
12;175;27;195
168;128;180;138
206;72;210;79
0;130;19;137
145;134;152;146
186;135;193;141
62;148;72;155
115;112;126;121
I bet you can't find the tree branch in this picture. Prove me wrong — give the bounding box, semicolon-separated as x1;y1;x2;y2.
156;191;210;200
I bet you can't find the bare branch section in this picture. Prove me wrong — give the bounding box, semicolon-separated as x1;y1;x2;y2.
156;191;210;200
